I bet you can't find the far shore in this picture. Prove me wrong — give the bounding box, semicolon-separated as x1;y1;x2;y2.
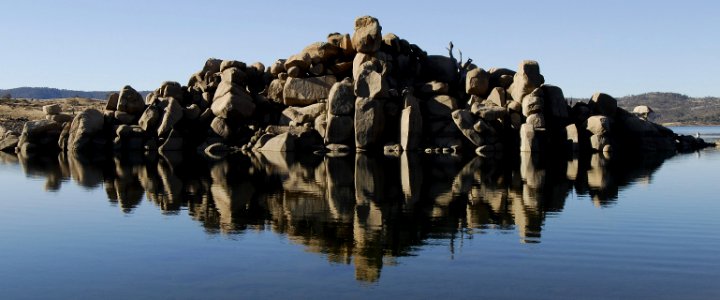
1;97;719;133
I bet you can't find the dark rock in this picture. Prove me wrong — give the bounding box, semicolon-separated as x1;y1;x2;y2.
327;78;355;116
466;68;490;96
354;97;384;149
590;92;618;117
325;115;354;144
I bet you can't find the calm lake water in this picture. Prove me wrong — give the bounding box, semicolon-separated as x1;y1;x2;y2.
0;128;718;299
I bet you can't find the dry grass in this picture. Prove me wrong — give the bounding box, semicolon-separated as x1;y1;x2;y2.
0;98;105;132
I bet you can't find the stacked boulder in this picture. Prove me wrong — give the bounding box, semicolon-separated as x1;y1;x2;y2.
43;104;73;123
5;15;714;157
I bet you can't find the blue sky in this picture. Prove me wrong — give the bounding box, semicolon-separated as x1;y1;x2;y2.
1;0;718;97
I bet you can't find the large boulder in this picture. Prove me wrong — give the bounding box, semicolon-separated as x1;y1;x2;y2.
354;69;388;99
283;76;337;106
266;79;286;103
522;88;544;117
324;115;354;144
210;117;233;138
590;92;618;116
259;132;296;152
301;42;342;64
423;55;458;83
157;97;184;137
541;84;569;120
520;124;544;152
354;97;384;149
158;81;183;99
509;60;544;102
351;16;382;54
327;78;355;116
284;52;312;72
632;105;655;121
105;93;119;111
67;109;105;152
211;90;256;119
426;95;458;120
138;105;162;133
159;129;183;152
17;119;64;149
280;103;326;125
116;85;145;115
220;67;247;85
452;109;484;146
400;104;422;151
466;68;490;96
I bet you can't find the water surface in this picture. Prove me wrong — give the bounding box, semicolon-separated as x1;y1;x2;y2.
0;134;718;299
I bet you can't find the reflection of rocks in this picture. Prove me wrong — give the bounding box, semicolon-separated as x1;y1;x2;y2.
2;149;679;282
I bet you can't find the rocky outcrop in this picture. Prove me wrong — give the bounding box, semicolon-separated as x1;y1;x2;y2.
4;15;711;158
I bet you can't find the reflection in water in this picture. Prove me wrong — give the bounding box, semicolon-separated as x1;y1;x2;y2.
5;149;673;282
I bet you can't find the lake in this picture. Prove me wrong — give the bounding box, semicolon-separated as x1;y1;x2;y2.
0;127;718;299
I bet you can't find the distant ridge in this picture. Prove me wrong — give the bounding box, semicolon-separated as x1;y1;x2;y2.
567;92;720;125
616;92;720;124
0;87;151;100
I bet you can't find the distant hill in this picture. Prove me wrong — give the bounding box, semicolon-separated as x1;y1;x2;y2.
616;92;720;125
0;87;150;100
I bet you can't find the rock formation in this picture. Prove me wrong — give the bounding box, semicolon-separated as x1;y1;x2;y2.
0;15;714;157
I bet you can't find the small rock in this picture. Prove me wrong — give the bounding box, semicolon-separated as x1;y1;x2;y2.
43;104;62;115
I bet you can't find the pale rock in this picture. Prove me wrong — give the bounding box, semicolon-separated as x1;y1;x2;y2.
351;16;382;53
211;90;256;119
157;97;183;137
283;76;337;106
509;60;544;103
43;104;61;115
487;87;507;107
586;115;611;135
526;113;545;128
267;79;286;103
211;117;232;138
259;132;296;152
67;109;105;152
466;68;489;96
354;69;388;99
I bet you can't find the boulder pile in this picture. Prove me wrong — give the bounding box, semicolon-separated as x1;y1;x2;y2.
0;16;715;157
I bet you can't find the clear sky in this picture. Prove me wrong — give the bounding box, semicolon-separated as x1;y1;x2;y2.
1;0;718;98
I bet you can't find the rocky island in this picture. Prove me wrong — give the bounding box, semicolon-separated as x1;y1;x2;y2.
0;16;715;157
